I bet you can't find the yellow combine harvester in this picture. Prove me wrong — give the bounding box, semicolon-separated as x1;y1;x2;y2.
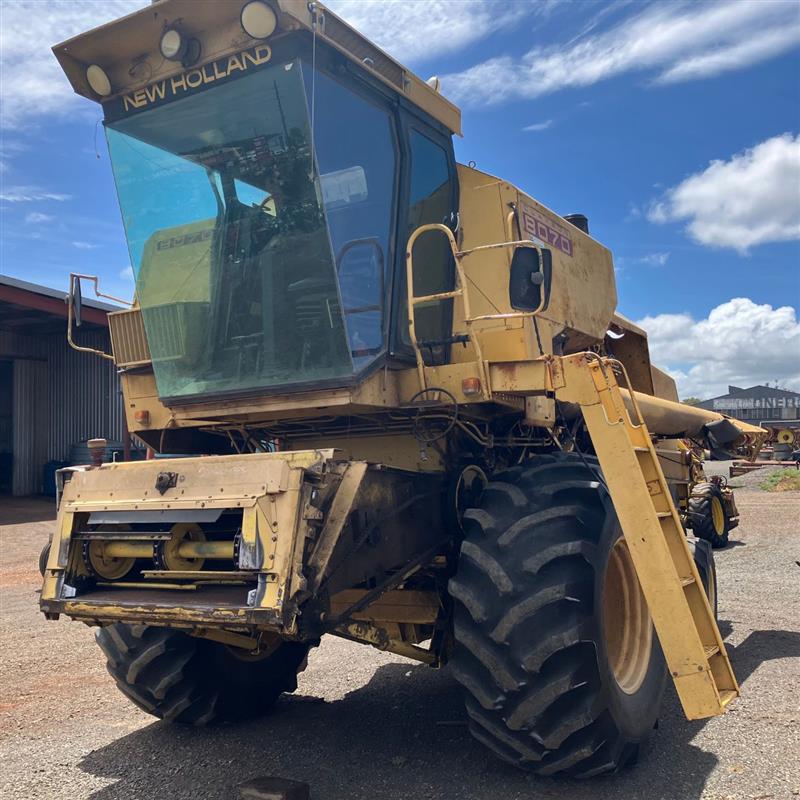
41;0;765;777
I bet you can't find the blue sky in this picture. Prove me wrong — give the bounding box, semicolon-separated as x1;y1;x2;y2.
1;0;798;398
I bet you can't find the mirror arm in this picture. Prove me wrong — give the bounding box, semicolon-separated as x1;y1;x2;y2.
70;272;132;307
67;273;131;361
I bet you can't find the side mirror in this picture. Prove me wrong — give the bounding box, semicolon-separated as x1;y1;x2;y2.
65;273;126;362
509;246;552;312
71;274;83;327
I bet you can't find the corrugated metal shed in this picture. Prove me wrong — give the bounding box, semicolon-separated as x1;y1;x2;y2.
1;277;125;496
44;328;124;465
12;358;48;496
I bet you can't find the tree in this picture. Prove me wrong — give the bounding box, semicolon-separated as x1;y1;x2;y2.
682;396;703;406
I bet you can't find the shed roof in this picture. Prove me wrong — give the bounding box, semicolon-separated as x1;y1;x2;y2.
701;384;800;403
0;274;118;335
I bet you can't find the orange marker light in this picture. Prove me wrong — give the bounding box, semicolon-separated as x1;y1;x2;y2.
134;410;150;425
462;377;482;396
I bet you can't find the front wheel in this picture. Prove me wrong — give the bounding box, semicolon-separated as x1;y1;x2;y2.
38;540;51;577
689;483;729;548
96;623;309;725
448;453;668;777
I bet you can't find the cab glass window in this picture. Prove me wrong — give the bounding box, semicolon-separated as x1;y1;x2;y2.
306;66;397;369
402;130;455;361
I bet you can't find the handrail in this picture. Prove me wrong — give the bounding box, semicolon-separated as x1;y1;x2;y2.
404;224;550;395
464;240;549;322
405;223;488;394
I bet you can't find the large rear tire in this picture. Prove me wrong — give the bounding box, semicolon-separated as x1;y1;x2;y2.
96;623;309;725
448;453;668;777
689;482;729;549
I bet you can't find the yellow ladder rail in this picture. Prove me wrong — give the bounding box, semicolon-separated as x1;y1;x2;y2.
556;353;739;719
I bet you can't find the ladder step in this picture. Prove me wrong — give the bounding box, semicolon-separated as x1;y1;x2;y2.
559;354;740;721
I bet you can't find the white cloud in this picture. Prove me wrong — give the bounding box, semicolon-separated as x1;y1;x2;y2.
24;211;54;223
0;1;142;128
523;119;553;132
443;1;800;107
0;139;27;173
648;134;800;252
0;0;543;128
624;205;642;222
0;186;71;202
616;251;670;268
639;252;670;266
72;241;99;250
656;25;800;84
119;266;134;281
638;298;800;398
328;0;534;64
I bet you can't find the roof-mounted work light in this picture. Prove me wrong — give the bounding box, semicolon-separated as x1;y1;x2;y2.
159;25;186;60
159;24;201;67
86;64;112;97
240;1;278;39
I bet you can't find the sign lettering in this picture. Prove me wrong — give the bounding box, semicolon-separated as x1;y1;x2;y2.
121;45;272;113
519;201;574;257
156;229;214;251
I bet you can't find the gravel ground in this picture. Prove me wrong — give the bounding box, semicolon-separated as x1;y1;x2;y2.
1;489;799;800
704;459;800;489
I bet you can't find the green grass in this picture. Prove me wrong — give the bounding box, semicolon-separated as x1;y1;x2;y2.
759;468;800;492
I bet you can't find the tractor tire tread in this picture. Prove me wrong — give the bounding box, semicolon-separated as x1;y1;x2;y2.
689;483;729;548
96;623;308;725
449;452;666;777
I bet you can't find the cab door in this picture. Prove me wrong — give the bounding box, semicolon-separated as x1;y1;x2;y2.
390;116;459;366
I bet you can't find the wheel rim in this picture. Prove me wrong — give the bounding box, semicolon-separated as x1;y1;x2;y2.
602;536;653;695
711;497;725;534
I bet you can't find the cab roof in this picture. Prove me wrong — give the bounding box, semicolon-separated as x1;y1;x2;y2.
52;0;462;135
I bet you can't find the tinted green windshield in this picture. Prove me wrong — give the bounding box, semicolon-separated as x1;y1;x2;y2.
107;57;396;400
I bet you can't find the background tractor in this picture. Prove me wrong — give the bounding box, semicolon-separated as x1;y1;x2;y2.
41;0;765;778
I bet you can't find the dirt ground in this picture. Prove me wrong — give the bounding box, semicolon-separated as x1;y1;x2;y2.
1;487;799;800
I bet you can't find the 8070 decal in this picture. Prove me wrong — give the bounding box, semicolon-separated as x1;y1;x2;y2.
520;204;573;257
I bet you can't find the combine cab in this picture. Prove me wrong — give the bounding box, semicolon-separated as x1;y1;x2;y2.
41;0;765;776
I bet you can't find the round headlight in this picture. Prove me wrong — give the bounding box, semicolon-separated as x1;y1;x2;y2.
86;64;112;97
159;27;185;60
240;1;278;39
